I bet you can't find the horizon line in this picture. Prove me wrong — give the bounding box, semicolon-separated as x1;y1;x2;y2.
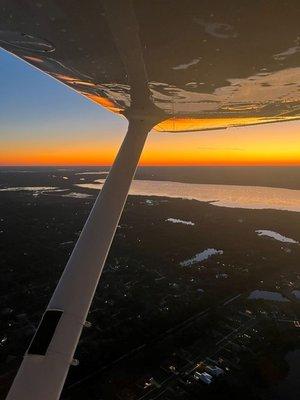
1;164;300;168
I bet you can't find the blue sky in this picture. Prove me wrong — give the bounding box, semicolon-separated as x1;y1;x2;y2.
0;49;127;142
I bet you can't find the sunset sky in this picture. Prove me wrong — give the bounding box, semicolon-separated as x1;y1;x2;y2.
0;49;299;167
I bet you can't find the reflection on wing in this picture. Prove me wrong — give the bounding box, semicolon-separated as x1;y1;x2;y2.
0;0;300;131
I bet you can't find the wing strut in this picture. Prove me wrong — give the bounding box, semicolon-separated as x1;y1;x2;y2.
6;117;153;400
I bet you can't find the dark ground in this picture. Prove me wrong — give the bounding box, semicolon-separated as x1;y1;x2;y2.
0;167;300;399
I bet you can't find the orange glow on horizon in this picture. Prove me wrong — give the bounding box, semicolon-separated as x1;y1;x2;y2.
1;122;300;167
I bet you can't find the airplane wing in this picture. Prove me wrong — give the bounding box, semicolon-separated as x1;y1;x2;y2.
1;0;300;132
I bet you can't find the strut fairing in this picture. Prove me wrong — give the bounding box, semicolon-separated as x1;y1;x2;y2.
1;0;300;132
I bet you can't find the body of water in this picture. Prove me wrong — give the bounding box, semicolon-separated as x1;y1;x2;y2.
248;290;290;302
77;179;300;213
180;248;224;266
256;230;299;243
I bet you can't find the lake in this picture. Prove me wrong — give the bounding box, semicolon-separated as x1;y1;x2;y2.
77;179;300;213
